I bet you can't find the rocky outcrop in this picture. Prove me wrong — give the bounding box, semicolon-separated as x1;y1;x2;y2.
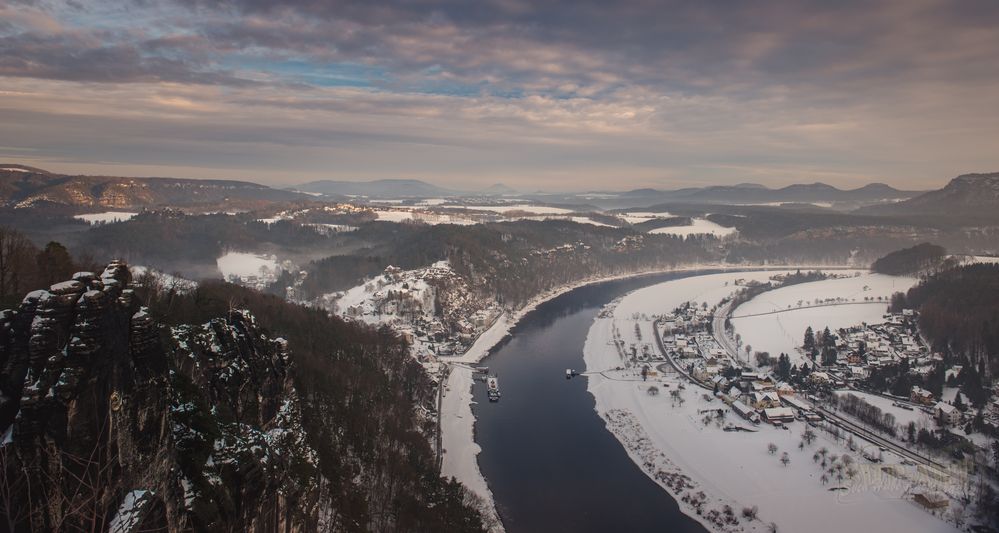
0;261;323;532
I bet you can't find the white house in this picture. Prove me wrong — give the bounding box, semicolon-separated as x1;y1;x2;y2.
935;402;961;426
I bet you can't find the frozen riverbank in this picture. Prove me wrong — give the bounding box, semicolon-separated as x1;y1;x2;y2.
439;263;860;531
730;272;917;366
582;271;961;533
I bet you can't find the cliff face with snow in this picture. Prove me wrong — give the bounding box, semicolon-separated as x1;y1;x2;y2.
0;261;323;531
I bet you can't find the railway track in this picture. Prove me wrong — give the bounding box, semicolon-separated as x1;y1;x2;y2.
814;405;948;471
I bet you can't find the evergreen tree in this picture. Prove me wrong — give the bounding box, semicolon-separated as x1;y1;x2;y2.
822;326;834;348
777;353;792;382
926;364;945;398
821;347;837;366
803;327;815;352
36;241;76;287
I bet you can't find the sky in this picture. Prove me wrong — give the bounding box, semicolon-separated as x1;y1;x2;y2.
1;0;998;191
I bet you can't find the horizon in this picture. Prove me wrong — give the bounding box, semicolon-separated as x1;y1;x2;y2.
2;1;998;190
7;160;978;194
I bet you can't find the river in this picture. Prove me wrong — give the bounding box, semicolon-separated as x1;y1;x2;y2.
472;271;716;533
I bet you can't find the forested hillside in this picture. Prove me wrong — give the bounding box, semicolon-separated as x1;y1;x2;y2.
891;263;999;378
871;243;949;275
0;262;485;531
298;220;717;307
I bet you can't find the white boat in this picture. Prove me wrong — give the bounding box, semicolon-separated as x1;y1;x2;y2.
486;376;501;401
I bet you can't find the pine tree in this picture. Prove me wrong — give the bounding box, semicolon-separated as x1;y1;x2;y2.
822;327;834;348
803;327;815;352
777;353;792;381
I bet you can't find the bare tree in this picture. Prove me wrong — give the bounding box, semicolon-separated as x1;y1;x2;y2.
0;226;37;304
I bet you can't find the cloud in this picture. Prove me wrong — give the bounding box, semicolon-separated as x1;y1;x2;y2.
0;0;996;188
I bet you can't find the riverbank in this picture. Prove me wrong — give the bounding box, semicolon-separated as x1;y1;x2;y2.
439;263;860;531
582;271;961;533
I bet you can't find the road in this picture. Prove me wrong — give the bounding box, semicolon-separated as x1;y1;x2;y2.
711;299;742;366
652;319;710;390
706;302;948;473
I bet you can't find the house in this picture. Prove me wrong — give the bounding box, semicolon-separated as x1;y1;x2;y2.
807;371;831;386
781;395;812;413
910;386;934;405
762;407;795;424
752;391;782;409
935;402;961;426
848;366;869;379
730;400;760;424
774;382;795;397
711;375;731;393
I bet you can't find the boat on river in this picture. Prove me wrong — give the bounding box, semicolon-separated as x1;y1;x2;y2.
486;376;501;401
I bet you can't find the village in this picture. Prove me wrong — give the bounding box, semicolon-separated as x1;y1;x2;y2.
589;270;998;531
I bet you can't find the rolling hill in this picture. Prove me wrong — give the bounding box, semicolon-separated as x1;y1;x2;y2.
0;164;306;210
871;172;999;217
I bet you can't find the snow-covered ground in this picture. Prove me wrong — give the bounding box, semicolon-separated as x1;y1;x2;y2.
440;268;779;532
0;167;29;172
584;272;962;533
567;216;614;227
216;252;279;280
955;255;999;265
373;208;416;223
437;204;574;215
620;211;672;223
130;266;197;293
74;211;138;224
372;207;478;225
648;218;737;238
731;273;917;366
832;390;934;431
332;264;438;326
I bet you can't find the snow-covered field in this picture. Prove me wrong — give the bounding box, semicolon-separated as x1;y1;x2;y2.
956;255;999;265
439;267;788;532
74;211;138;224
372;208;478;225
648;218;737;238
216;252;279;279
373;208;415;222
437;204;574;215
567;216;613;227
832;390;934;430
130;266;197;293
731;273;917;366
584;272;961;533
332;264;438;325
620;211;672;223
0;167;29;172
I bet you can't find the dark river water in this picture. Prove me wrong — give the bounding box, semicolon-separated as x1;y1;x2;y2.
472;271;718;533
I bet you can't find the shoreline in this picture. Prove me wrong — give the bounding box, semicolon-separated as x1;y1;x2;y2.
438;262;861;531
581;270;960;533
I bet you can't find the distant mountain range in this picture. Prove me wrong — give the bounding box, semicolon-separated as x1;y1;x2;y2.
294;178;521;197
614;182;919;206
10;163;995;218
293;177;918;207
870;172;999;217
294;178;457;198
0;164;305;210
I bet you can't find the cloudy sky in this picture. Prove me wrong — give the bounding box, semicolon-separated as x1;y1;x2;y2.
1;0;997;191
